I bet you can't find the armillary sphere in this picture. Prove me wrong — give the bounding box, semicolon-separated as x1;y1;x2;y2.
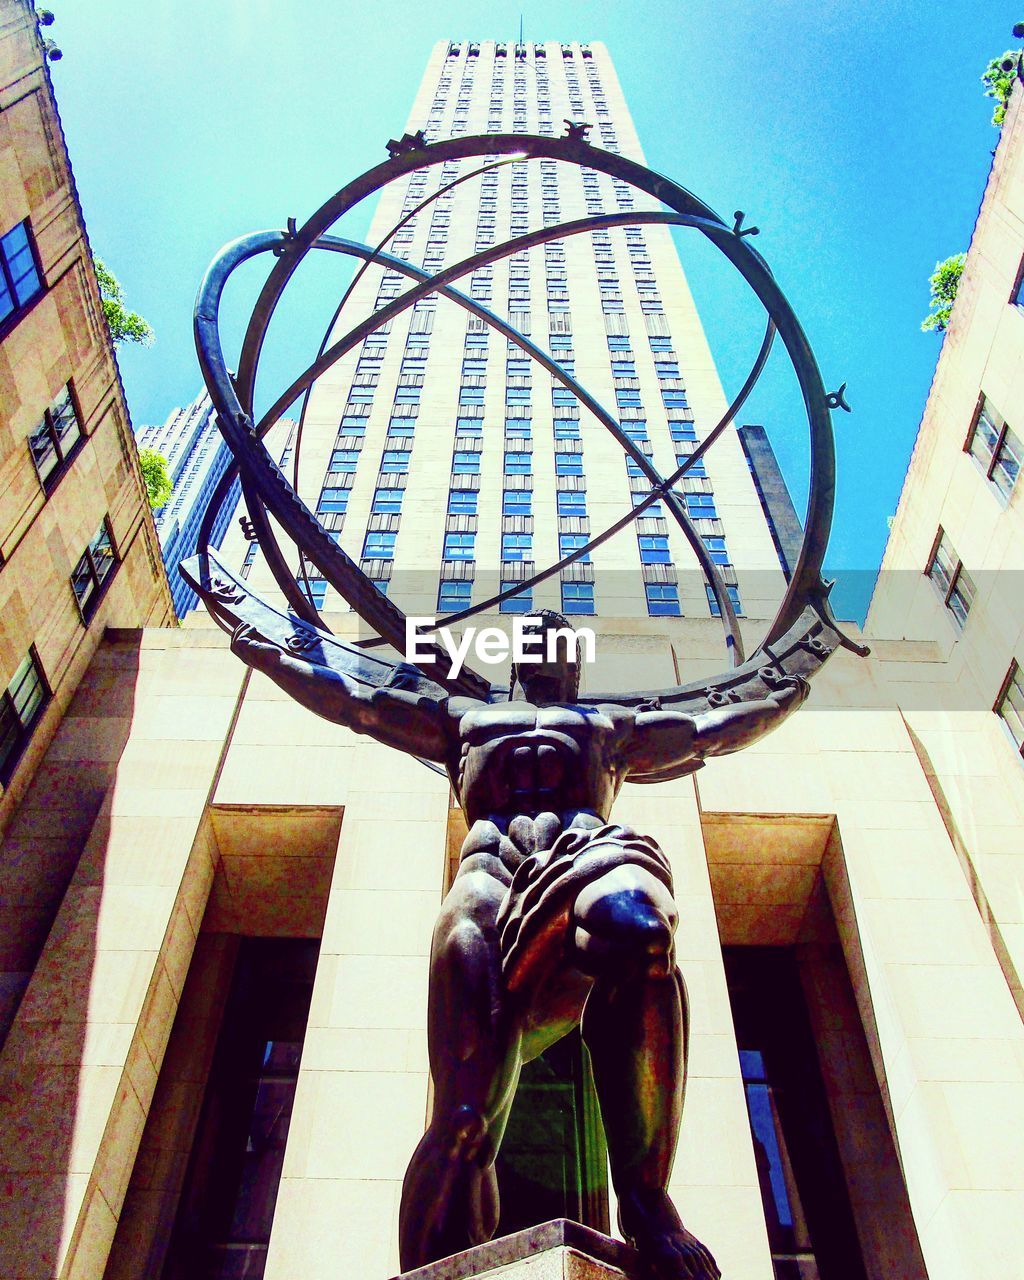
181;127;868;781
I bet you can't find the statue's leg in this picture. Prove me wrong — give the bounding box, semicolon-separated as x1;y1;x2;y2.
399;857;521;1271
576;863;720;1280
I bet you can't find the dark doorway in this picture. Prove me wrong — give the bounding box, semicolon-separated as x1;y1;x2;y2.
723;947;868;1280
495;1029;609;1236
163;937;319;1280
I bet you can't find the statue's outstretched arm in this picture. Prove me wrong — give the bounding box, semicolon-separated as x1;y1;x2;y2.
230;624;452;762
624;677;808;775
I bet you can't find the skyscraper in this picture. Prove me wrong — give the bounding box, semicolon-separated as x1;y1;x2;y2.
136;391;242;617
239;40;789;630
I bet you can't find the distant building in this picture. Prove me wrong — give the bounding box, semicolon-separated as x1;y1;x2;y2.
136;391;242;617
737;423;804;580
216;415;298;587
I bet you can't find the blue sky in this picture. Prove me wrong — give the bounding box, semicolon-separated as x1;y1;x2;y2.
47;1;1012;619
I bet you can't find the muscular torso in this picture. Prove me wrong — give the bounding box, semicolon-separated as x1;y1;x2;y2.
448;699;634;827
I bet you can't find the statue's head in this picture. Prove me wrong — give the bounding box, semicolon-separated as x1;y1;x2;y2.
510;610;581;705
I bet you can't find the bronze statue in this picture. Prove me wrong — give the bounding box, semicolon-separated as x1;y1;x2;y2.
229;611;808;1280
184;117;866;1280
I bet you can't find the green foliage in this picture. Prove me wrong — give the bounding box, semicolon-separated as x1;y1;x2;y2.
921;253;966;334
94;257;154;346
138;447;173;510
983;51;1018;127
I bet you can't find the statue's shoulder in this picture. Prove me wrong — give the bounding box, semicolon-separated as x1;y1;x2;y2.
452;697;525;731
589;701;638;730
541;701;633;735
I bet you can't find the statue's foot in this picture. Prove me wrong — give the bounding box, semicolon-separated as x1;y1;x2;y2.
618;1188;721;1280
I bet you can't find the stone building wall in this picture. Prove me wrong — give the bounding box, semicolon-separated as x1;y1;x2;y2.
0;0;173;1035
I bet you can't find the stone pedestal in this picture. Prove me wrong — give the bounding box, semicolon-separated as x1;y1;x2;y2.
392;1220;643;1280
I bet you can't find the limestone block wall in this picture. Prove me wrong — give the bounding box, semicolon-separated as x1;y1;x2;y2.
697;649;1024;1280
0;629;243;1280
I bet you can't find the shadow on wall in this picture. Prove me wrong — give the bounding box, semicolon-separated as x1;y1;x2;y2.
0;635;147;1280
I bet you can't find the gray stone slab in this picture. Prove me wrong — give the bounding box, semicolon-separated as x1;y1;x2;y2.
391;1219;643;1280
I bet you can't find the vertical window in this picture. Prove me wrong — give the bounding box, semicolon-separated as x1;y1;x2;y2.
164;940;319;1280
677;455;706;478
443;532;475;561
702;535;730;565
452;451;480;475
28;385;83;491
557;491;587;517
448;489;478;515
996;663;1024;762
500;583;533;613
362;531;396;559
439;580;472;613
302;578;327;609
502;533;532;561
706;584;743;617
561;582;595;615
559;533;590;562
241;542;259;574
372;488;404;514
632;492;664;518
966;397;1021;500
555;453;583;476
638;536;671;564
645;583;680;616
724;948;871;1280
317;488;349;514
685;492;718;520
926;530;974;629
0;220;43;332
329;450;360;473
381;450;411;473
71;519;118;621
503;490;531;516
0;650;49;785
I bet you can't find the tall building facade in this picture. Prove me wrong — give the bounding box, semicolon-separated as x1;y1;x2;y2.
866;67;1024;1031
235;39;786;626
0;36;1023;1280
0;0;172;1022
136;391;242;618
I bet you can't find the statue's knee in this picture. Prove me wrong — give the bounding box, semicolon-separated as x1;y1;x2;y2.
573;867;677;976
574;913;675;976
439;1104;489;1164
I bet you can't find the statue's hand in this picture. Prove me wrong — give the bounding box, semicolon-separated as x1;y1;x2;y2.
230;622;284;673
766;672;811;714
